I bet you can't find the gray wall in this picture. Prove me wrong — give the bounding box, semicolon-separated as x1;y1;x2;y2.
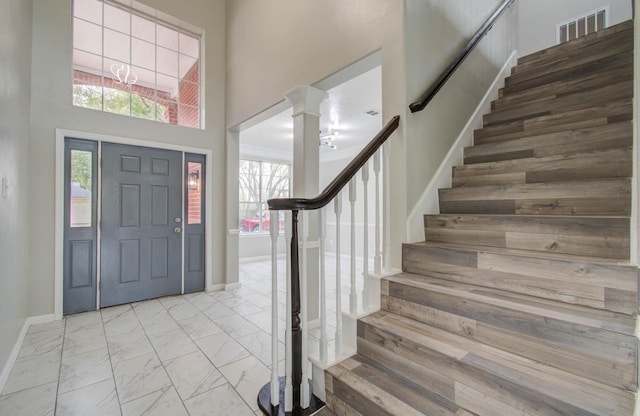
518;0;633;56
28;0;226;315
0;0;33;378
404;0;519;214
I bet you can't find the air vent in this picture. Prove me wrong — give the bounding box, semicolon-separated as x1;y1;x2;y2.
365;109;380;116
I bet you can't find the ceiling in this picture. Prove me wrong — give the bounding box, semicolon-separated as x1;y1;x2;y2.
239;66;382;163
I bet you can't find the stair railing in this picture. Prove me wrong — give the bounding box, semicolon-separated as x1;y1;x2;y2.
258;0;516;413
257;115;400;415
409;0;516;113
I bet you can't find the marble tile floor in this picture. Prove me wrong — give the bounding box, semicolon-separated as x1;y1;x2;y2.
0;255;367;415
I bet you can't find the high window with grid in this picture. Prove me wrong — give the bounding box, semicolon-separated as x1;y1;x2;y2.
72;0;202;128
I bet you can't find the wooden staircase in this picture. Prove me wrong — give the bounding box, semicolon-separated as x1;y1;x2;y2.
324;20;638;416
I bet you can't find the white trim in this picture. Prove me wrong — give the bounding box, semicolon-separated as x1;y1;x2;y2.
208;283;226;292
225;282;242;291
406;50;519;243
632;0;640;267
55;128;214;318
0;314;57;393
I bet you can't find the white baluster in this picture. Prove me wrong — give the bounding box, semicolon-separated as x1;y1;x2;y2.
269;211;280;406
349;178;357;315
373;150;382;275
300;211;310;408
383;141;391;273
284;211;293;412
361;162;370;310
334;195;343;355
318;208;328;362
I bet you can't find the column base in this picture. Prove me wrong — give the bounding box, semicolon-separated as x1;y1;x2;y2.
258;377;325;416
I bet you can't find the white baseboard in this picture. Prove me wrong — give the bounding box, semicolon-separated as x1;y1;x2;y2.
0;314;57;393
207;284;226;292
406;50;519;243
225;282;242;291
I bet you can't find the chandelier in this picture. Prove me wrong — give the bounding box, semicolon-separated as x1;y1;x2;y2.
110;63;138;85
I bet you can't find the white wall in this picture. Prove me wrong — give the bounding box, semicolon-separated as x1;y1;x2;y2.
28;0;226;315
518;0;633;56
404;0;519;214
0;0;33;379
226;0;407;270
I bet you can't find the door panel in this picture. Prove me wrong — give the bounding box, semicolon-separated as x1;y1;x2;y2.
63;139;98;315
101;143;182;307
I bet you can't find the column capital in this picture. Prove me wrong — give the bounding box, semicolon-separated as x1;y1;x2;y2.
284;85;327;118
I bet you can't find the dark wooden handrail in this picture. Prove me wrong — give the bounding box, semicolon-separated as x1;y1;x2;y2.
409;0;515;113
268;115;400;211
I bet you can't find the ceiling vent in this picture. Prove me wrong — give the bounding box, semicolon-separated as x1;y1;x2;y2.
365;109;380;116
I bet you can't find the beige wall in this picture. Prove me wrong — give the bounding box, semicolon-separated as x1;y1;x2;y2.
28;0;226;316
226;0;407;269
0;0;33;377
518;0;633;56
404;0;519;214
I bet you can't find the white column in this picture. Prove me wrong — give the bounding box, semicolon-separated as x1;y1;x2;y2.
285;85;327;325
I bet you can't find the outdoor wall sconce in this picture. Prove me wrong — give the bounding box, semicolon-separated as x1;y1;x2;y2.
188;171;200;190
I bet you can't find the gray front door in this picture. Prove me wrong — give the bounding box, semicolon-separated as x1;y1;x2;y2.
100;143;182;307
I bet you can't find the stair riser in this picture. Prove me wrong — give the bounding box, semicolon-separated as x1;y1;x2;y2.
504;51;633;94
454;149;632;187
358;320;634;415
484;81;632;127
380;285;637;390
516;22;633;67
423;215;629;259
509;33;633;81
474;100;632;145
402;244;639;315
424;228;629;258
495;65;633;110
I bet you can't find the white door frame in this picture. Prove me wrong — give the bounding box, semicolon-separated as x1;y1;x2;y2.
55;128;214;319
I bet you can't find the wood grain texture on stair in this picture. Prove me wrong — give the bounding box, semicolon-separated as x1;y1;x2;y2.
325;20;637;416
402;242;638;315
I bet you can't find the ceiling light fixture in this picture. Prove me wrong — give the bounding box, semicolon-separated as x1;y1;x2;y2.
110;63;138;85
319;130;339;150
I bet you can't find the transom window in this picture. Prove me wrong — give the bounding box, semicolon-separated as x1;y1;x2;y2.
72;0;202;128
239;160;290;233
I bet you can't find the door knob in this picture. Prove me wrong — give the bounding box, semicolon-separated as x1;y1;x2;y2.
174;227;181;233
175;217;182;223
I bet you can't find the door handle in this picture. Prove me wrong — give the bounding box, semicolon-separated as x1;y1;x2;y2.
174;227;181;234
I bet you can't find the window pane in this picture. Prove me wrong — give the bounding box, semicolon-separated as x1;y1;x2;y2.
73;78;103;111
104;3;130;35
187;162;202;224
157;47;179;77
132;38;155;70
157;24;179;51
104;28;131;63
74;0;102;24
70;150;93;228
179;55;198;81
179;81;199;106
132;14;155;42
131;90;157;120
179;33;200;58
178;104;199;128
103;85;131;116
74;18;102;55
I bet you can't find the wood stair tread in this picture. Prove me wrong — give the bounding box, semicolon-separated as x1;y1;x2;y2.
382;272;638;389
423;214;630;259
473;100;632;145
402;241;638;315
516;20;633;66
358;311;636;415
326;355;474;416
484;80;633;127
384;271;636;337
454;147;631;179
